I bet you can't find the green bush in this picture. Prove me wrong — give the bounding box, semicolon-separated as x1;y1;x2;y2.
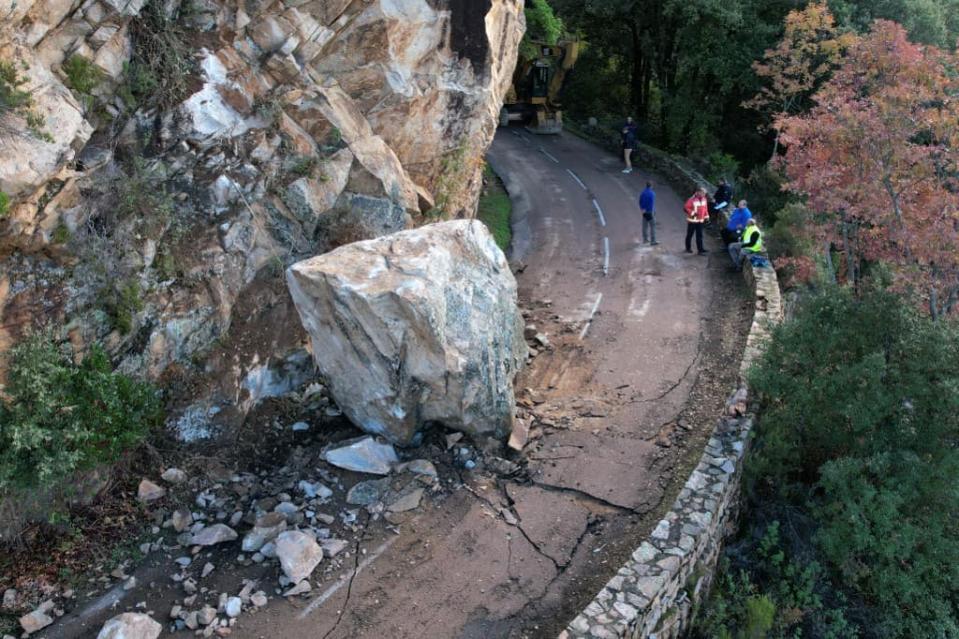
521;0;564;59
741;287;959;637
0;191;9;217
0;335;162;490
105;279;144;335
61;55;103;98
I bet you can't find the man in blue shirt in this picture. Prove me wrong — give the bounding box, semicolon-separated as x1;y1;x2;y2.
722;199;752;245
639;182;658;245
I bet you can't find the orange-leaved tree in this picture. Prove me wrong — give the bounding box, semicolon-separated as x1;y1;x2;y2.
744;2;856;161
778;20;959;319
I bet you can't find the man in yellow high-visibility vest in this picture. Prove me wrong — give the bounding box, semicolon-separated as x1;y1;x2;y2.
728;218;762;270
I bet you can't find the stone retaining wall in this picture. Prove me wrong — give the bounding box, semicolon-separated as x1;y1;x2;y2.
560;124;784;639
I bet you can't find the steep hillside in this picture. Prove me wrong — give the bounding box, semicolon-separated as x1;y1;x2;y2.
0;0;524;436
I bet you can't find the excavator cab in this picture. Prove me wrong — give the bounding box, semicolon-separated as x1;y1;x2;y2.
500;40;579;135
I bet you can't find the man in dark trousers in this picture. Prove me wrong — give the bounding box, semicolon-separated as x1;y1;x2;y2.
621;117;638;173
710;178;732;223
684;187;709;254
639;182;658;245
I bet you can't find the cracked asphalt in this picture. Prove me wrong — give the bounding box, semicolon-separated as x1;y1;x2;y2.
232;130;751;639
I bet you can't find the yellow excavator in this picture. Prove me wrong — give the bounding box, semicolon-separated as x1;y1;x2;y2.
500;40;580;134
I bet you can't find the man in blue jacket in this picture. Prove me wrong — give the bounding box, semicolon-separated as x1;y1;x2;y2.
639;182;658;245
722;200;752;245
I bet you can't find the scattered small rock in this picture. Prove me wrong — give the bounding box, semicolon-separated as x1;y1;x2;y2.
19;601;55;634
290;421;310;432
2;588;16;610
224;597;242;618
398;459;437;478
190;524;238;546
320;538;349;558
96;613;161;639
137;479;166;503
282;581;311;597
161;468;188;484
241;512;287;552
388;487;424;513
275;531;323;583
346;478;390;506
197;605;217;626
298;480;333;499
202;562;215;578
250;593;268;608
171;508;193;533
323;437;398;475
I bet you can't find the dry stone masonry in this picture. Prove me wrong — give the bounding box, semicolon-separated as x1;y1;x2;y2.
287;220;528;445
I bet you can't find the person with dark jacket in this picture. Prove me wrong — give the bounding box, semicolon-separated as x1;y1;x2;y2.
621;117;638;174
710;178;733;223
639;182;658;245
721;200;753;245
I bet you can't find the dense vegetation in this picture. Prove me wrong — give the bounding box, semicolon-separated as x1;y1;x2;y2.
693;288;959;638
541;1;959;636
551;0;959;171
0;335;162;490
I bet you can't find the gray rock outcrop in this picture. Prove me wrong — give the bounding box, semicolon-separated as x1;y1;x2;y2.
287;220;527;445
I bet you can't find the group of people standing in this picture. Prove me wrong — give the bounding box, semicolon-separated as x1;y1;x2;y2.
634;172;762;270
623;116;762;268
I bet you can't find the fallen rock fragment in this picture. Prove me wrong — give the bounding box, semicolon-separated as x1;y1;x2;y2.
171;508;193;532
241;513;287;552
190;524;238;546
137;479;166;503
508;417;530;451
287;220;527;445
346;478;390;506
320;539;349;558
275;531;323;583
161;468;188;484
96;613;161;639
19;601;54;634
283;581;311;597
197;606;217;626
388;487;425;513
224;597;242;618
323;437;398;475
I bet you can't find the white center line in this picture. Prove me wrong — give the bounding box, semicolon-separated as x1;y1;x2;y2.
603;237;610;275
566;169;587;191
579;293;604;341
592;199;606;227
539;147;560;164
298;536;398;619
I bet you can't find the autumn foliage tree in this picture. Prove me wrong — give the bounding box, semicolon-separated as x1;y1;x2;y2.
778;20;959;320
744;2;855;160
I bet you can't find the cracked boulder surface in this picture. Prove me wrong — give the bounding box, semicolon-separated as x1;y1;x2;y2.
227;131;753;638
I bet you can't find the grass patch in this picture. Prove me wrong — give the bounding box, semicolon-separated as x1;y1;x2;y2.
61;55;103;105
0;60;52;141
0;192;9;217
476;162;512;253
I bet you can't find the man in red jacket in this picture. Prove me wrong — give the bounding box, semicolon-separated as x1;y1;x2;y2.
684;187;709;255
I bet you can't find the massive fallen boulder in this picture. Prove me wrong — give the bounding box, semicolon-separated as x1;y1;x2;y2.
287;220;527;445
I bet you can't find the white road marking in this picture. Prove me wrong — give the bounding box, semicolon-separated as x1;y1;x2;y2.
539;147;560;164
566;169;587;191
579;293;604;340
298;536;399;619
603;237;610;275
592;199;606;227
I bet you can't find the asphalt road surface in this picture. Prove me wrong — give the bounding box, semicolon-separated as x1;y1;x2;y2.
225;129;734;639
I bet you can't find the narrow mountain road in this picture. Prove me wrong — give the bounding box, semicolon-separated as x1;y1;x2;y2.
231;131;749;639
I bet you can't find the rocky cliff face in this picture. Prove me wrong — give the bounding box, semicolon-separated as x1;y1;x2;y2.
0;0;524;435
